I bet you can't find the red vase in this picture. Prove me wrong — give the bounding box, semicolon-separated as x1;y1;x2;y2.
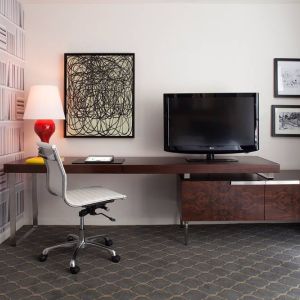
34;119;55;143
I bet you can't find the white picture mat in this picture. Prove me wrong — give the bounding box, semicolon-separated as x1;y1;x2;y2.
277;61;300;95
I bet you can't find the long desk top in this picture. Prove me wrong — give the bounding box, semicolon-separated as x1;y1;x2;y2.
4;156;280;174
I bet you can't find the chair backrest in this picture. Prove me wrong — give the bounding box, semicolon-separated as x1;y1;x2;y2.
37;142;67;199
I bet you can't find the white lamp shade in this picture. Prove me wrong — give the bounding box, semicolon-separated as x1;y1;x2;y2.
23;85;65;120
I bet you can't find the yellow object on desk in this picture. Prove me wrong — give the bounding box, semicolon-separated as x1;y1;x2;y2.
25;157;45;165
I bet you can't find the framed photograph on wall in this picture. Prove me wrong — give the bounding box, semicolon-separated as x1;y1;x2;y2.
274;58;300;97
64;53;135;138
271;105;300;137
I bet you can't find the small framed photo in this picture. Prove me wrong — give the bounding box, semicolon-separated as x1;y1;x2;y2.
271;105;300;137
274;58;300;97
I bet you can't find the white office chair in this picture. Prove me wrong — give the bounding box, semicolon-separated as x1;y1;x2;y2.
37;142;126;274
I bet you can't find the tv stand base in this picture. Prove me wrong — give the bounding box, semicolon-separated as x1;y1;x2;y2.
186;153;238;162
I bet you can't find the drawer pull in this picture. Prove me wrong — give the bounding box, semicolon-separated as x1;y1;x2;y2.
231;180;300;186
230;181;265;186
265;180;300;185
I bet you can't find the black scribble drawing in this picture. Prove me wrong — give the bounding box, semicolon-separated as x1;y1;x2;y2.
279;112;300;130
65;54;134;137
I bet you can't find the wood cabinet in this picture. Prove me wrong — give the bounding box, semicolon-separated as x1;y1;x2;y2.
179;174;266;222
264;170;300;221
178;171;300;244
265;185;300;221
181;180;264;221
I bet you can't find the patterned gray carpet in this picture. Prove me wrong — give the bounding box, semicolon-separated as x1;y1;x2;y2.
1;224;300;300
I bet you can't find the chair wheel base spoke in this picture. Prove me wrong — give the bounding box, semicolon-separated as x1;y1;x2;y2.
70;265;80;274
111;254;120;263
39;254;48;262
104;238;113;246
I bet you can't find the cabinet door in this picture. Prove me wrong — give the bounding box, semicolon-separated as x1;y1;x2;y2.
265;185;300;220
180;181;264;221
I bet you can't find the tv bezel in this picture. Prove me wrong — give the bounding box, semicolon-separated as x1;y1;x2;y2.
164;93;259;155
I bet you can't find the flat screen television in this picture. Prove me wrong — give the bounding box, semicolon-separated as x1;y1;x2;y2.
164;93;259;161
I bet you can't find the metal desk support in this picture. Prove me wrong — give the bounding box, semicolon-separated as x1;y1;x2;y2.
184;221;189;246
9;174;38;246
32;174;38;227
9;173;16;246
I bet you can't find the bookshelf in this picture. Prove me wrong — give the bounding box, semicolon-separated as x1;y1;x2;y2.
0;0;24;237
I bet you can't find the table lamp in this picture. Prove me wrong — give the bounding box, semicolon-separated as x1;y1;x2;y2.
23;85;65;143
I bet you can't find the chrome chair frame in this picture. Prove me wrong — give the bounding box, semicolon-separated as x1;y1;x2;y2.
41;214;118;271
37;142;124;274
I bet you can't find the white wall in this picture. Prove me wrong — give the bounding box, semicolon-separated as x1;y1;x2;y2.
23;0;300;225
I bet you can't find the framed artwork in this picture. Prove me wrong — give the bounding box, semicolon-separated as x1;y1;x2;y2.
271;105;300;137
64;53;135;137
274;58;300;97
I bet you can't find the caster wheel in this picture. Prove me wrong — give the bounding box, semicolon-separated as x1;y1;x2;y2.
111;255;120;263
67;236;74;242
39;254;48;262
104;238;113;247
70;265;80;274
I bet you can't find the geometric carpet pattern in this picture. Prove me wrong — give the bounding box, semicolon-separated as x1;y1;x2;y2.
1;224;300;300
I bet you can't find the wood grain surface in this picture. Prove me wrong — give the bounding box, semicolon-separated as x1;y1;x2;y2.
265;185;300;220
180;181;265;221
4;156;280;174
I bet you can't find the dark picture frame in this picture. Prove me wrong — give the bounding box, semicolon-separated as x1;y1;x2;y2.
271;105;300;137
274;58;300;97
64;53;135;138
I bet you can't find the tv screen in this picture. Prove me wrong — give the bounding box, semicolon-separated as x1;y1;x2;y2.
164;93;259;157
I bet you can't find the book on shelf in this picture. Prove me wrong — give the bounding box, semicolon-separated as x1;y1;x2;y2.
0;24;7;50
0;152;24;191
0;88;25;120
0;0;24;29
0;16;25;59
0;124;23;155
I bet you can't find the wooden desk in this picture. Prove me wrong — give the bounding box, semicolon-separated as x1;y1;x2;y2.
4;156;280;246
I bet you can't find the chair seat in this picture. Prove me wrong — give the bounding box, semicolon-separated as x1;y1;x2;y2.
66;186;126;207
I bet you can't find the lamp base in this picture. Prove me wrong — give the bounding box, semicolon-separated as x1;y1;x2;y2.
34;119;55;143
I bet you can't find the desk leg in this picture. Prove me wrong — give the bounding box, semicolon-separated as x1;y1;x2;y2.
179;218;184;228
32;174;38;227
184;221;189;246
9;173;16;246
